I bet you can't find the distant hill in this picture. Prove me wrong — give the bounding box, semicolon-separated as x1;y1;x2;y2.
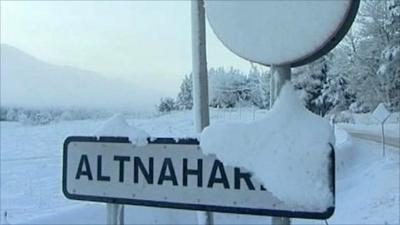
0;44;160;111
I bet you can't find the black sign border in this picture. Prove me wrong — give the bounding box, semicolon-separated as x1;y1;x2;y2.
63;136;335;220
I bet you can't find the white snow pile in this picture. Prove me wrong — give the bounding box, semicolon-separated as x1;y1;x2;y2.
95;113;149;146
201;82;335;211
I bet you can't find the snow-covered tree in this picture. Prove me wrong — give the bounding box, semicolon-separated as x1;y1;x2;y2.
318;74;354;114
175;66;272;110
157;97;177;113
247;64;271;109
0;108;7;121
208;67;248;108
293;56;331;116
344;1;399;112
320;47;357;113
169;2;400;114
176;74;193;110
377;0;400;111
5;108;20;121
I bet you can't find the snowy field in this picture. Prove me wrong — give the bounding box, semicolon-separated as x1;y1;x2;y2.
1;109;399;224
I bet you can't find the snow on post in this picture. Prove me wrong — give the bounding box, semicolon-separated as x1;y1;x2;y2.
95;113;149;146
201;83;335;211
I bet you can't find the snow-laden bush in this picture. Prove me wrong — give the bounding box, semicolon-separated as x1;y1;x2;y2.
349;102;370;113
334;111;355;124
33;112;53;125
18;112;32;126
59;111;74;121
157;97;177;113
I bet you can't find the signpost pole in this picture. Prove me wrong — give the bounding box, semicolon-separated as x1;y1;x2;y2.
191;0;213;225
107;203;124;225
270;65;291;105
371;103;391;157
192;0;210;131
272;217;291;225
381;122;385;157
270;65;291;225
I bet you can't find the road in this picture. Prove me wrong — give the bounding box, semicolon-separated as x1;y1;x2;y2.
346;131;400;148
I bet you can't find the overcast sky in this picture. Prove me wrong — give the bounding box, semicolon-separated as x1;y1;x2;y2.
1;1;253;98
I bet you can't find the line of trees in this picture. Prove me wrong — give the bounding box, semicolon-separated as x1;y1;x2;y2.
0;107;111;125
157;65;271;113
158;1;399;116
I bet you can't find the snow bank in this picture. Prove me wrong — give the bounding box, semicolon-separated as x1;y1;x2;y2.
334;127;349;147
95;113;149;146
201;83;334;211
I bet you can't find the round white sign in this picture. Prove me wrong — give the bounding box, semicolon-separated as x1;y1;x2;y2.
205;0;359;67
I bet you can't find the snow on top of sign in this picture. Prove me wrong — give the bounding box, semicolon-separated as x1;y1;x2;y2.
95;113;149;146
205;0;352;65
201;83;334;211
372;103;391;123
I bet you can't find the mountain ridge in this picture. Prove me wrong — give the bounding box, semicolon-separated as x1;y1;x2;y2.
0;44;160;112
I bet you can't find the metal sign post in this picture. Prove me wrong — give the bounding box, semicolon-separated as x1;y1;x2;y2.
191;0;213;224
270;65;291;225
271;66;291;105
381;124;386;157
191;0;210;132
372;103;392;157
271;217;291;225
107;204;124;225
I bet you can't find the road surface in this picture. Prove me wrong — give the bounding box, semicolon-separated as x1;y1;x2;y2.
346;130;400;148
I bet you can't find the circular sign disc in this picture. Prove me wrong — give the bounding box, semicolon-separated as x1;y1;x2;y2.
205;0;359;67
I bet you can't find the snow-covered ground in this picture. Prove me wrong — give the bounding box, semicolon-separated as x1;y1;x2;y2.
1;109;399;224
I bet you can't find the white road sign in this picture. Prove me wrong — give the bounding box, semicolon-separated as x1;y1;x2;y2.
63;136;335;219
205;0;360;67
372;103;391;123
